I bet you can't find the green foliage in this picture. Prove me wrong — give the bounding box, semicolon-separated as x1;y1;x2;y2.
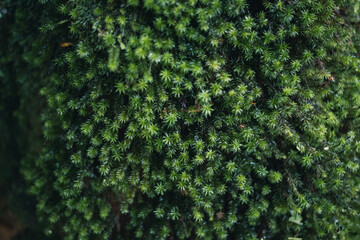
0;0;64;238
1;0;360;239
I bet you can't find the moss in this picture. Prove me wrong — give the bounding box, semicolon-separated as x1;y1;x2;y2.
1;0;360;239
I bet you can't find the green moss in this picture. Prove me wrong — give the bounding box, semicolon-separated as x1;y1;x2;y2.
1;0;360;239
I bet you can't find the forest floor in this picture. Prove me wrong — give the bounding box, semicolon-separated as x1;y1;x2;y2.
0;195;21;240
